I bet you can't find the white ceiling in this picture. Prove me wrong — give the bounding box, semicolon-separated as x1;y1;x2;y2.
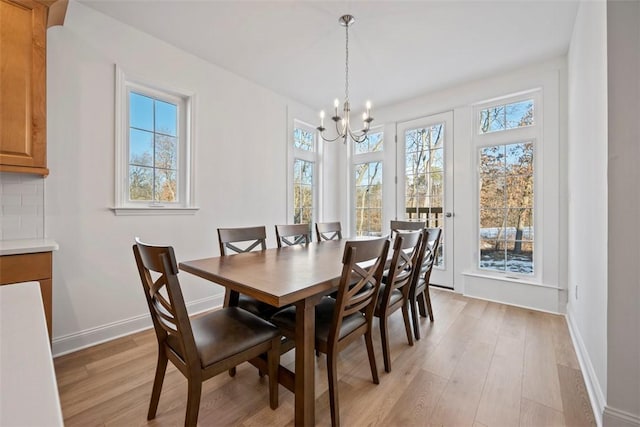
78;0;579;112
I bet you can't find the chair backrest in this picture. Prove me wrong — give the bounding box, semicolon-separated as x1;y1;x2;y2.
411;228;442;290
330;237;390;344
316;221;343;242
390;220;426;238
132;238;198;366
217;226;267;255
381;231;423;304
275;223;312;248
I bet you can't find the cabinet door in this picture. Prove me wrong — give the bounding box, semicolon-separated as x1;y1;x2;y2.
0;0;48;175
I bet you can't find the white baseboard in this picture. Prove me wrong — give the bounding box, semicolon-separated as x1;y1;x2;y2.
462;273;563;313
604;406;640;427
566;308;606;427
461;292;563;315
52;295;223;357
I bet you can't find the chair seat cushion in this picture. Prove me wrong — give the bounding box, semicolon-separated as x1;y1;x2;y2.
270;297;366;345
237;294;281;319
167;307;280;368
376;283;404;310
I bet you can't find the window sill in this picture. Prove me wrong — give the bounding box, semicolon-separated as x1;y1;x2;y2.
110;207;200;216
462;271;561;290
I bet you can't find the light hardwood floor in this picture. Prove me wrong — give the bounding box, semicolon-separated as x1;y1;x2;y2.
54;288;596;426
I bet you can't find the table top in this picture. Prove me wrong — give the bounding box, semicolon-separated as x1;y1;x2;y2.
179;240;348;307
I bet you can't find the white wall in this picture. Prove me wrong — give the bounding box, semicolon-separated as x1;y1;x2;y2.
605;1;640;425
46;1;314;355
566;0;609;422
370;58;566;313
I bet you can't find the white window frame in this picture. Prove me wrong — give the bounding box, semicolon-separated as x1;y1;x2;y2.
473;89;542;280
113;66;197;215
287;119;318;225
350;126;385;237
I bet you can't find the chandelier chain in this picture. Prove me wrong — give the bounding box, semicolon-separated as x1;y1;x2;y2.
345;22;349;103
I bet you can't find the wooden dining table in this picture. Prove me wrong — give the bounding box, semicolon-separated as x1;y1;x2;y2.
179;239;349;427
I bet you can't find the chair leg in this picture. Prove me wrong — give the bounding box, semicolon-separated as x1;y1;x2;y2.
268;337;280;410
380;316;392;373
185;379;202;427
409;296;421;341
424;287;434;321
401;304;414;346
327;350;341;427
147;351;168;420
364;330;379;385
417;292;428;317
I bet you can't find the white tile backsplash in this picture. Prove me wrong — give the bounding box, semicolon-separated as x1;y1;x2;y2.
0;173;45;240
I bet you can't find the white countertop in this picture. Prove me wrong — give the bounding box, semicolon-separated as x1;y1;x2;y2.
0;238;59;256
0;281;64;426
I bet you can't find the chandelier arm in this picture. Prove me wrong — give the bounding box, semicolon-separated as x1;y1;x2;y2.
348;127;369;143
319;131;345;143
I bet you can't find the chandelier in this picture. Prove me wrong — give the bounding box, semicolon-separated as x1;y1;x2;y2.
317;14;373;143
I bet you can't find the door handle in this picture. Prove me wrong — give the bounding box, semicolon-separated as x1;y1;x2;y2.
445;212;453;218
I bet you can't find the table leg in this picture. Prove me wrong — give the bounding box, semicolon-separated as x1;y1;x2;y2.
294;297;315;426
223;289;239;307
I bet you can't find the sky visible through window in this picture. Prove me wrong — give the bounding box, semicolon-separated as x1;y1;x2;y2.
128;92;178;202
293;127;314;151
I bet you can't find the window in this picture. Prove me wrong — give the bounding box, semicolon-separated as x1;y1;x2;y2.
128;93;178;202
353;130;383;236
479;98;534;133
290;121;317;225
114;67;196;214
479;142;534;273
475;94;537;275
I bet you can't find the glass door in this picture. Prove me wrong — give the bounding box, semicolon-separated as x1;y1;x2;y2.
397;111;454;288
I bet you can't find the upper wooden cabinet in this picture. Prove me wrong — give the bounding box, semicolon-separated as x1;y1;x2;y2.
0;0;48;176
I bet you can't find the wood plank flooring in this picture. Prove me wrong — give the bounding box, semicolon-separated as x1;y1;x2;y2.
54;289;596;426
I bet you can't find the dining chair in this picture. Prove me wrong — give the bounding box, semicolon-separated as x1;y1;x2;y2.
408;227;442;340
275;223;312;247
132;238;281;427
218;225;267;255
315;221;343;241
218;226;295;377
270;237;390;427
217;226;280;319
389;219;426;238
375;230;423;372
